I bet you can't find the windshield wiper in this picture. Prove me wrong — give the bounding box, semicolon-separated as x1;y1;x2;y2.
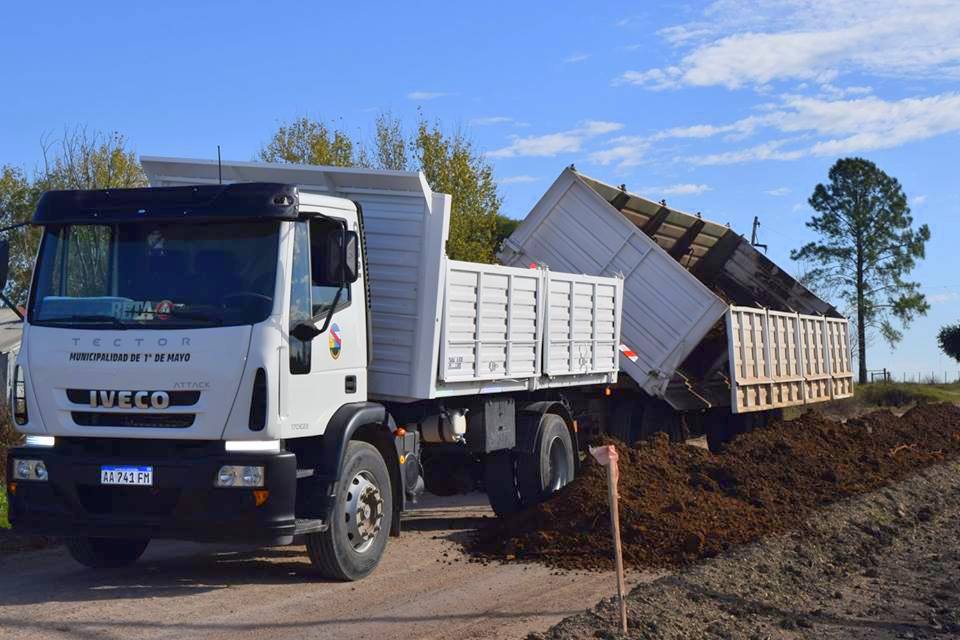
43;314;127;329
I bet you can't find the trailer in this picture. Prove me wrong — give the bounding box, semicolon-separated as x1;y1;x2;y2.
4;157;622;581
499;167;853;445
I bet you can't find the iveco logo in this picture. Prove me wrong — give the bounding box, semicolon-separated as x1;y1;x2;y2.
89;390;170;410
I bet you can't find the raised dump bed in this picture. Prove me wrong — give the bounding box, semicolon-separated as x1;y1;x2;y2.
500;167;853;414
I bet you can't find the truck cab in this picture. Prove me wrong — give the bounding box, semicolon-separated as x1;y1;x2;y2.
5;182;405;580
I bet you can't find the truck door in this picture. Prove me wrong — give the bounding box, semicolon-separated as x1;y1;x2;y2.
281;217;367;436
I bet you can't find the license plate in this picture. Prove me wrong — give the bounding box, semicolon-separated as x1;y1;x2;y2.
101;465;153;486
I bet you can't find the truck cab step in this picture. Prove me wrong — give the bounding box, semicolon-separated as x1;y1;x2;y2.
294;518;328;535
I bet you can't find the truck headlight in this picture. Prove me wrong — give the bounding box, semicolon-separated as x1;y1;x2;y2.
215;465;264;488
13;459;48;481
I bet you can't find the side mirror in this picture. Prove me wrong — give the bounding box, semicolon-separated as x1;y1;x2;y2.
310;227;360;285
0;240;10;291
343;230;359;284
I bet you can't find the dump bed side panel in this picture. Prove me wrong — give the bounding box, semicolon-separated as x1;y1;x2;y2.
499;171;727;397
543;271;620;377
439;261;542;383
437;261;621;390
728;306;854;412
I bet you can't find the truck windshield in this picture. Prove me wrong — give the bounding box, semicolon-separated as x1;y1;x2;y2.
29;221;280;329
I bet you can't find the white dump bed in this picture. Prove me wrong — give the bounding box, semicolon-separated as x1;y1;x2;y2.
499;168;728;398
142;157;621;403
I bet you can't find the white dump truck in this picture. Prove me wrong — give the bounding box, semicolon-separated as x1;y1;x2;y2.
4;158;623;580
4;158;851;580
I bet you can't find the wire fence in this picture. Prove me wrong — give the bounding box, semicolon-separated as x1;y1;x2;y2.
866;368;960;385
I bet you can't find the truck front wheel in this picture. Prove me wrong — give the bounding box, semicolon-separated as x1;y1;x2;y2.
306;440;393;581
65;536;150;569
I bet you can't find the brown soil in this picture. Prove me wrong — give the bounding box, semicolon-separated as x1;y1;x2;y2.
471;403;960;571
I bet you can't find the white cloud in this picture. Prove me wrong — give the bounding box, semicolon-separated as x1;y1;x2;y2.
587;135;650;168
678;92;960;164
646;183;713;196
913;194;928;206
765;187;791;196
929;291;958;304
490;120;623;158
564;52;591;64
406;91;449;101
470;116;520;126
690;139;805;165
498;175;539;185
617;1;960;90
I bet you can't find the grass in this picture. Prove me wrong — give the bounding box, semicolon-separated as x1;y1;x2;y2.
856;381;960;407
0;489;7;529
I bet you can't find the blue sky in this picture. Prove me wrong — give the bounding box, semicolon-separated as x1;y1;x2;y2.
1;0;958;377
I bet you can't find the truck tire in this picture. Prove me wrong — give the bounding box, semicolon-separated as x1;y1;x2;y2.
705;421;728;453
518;414;575;505
484;450;522;517
65;536;149;569
306;440;393;581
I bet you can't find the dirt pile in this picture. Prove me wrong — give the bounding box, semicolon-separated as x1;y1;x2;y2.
471;403;960;571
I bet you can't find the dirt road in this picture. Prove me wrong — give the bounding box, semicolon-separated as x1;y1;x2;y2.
0;494;650;640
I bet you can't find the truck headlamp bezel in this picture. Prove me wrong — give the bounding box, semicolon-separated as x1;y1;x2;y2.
215;465;265;488
13;459;48;481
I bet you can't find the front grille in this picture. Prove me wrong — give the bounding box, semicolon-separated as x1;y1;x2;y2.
71;412;195;428
66;389;201;406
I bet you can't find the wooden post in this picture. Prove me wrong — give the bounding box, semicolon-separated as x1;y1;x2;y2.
591;445;628;634
607;461;628;634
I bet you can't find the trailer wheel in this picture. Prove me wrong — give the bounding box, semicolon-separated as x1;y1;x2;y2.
306;440;392;581
484;450;522;517
65;537;149;569
518;414;575;505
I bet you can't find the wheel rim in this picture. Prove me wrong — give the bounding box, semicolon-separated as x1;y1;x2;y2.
546;435;572;493
343;470;384;553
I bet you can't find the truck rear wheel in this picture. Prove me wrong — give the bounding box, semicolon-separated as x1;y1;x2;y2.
518;414;575;505
306;440;392;581
484;450;522;517
65;536;149;569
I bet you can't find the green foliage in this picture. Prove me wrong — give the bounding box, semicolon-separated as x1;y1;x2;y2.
857;382;960;407
791;158;930;383
0;128;147;306
0;166;41;305
938;323;960;363
0;490;8;529
258;117;360;167
373;113;408;171
260;113;504;263
412;118;501;263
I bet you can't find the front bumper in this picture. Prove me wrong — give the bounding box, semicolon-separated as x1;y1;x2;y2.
5;438;298;545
